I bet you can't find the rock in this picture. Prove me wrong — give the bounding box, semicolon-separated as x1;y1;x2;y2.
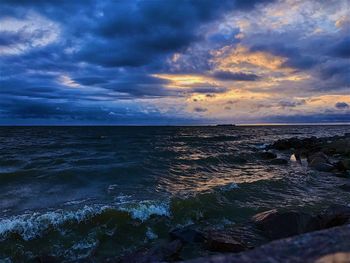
269;137;319;151
307;152;335;172
203;230;248;253
269;158;288;165
259;152;277;160
169;226;205;244
319;205;350;229
315;252;350;263
341;159;350;170
322;138;350;155
184;224;350;263
34;256;59;263
118;239;183;263
252;209;320;240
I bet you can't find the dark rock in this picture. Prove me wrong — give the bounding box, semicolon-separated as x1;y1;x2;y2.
269;137;319;151
269;158;288;165
307;152;335;172
169;226;205;244
34;256;59;263
259;152;277;160
203;230;248;253
341;159;350;170
185;224;350;263
118;239;183;263
252;209;321;240
319;205;350;229
322;138;350;155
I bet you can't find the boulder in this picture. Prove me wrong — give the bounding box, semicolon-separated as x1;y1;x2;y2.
318;205;350;229
184;224;350;263
270;137;319;151
169;226;205;244
203;230;248;253
307;152;335;172
340;159;350;170
252;209;320;240
322;138;350;155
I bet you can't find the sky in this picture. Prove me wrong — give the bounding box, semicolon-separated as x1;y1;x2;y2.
0;0;349;125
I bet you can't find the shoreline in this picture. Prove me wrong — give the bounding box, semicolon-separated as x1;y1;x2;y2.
9;132;350;262
114;133;350;263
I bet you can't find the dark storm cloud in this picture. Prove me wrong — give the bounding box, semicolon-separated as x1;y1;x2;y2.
247;29;350;92
187;85;228;94
278;100;306;108
194;107;208;112
212;71;261;81
335;102;349;109
100;74;174;97
1;0;347;124
73;77;109;86
76;0;273;68
330;37;350;58
250;43;317;70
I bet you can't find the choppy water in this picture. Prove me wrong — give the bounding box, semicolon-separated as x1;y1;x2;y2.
0;125;350;262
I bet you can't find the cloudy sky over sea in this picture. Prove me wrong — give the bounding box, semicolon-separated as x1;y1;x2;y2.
0;0;349;124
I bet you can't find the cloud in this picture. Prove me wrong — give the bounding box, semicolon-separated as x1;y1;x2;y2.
330;37;350;58
0;0;348;124
335;102;349;109
193;107;208;112
278;100;306;108
212;71;260;81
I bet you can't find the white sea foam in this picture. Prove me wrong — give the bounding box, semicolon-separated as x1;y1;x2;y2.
119;200;170;221
145;227;158;240
0;205;109;240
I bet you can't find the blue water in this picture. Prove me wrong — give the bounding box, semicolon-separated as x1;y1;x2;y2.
0;125;349;262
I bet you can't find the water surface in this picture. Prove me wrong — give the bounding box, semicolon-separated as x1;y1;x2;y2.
0;126;349;261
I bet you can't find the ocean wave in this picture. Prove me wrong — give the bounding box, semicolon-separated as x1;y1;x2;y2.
118;200;170;221
0;200;171;241
0;205;109;241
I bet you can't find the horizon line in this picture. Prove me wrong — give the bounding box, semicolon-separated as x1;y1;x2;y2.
0;122;350;127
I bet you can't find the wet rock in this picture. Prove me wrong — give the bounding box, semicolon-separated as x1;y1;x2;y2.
270;137;319;151
322;138;350;155
118;239;183;263
269;158;288;165
319;205;350;229
169;226;205;244
307;152;335;172
203;230;248;253
185;224;350;263
34;256;59;263
252;209;320;240
340;159;350;170
259;152;277;160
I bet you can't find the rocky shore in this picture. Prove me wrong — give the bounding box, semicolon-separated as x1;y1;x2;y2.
35;133;350;263
114;133;350;263
185;224;350;263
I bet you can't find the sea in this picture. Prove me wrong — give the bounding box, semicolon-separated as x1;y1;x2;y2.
0;125;349;262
